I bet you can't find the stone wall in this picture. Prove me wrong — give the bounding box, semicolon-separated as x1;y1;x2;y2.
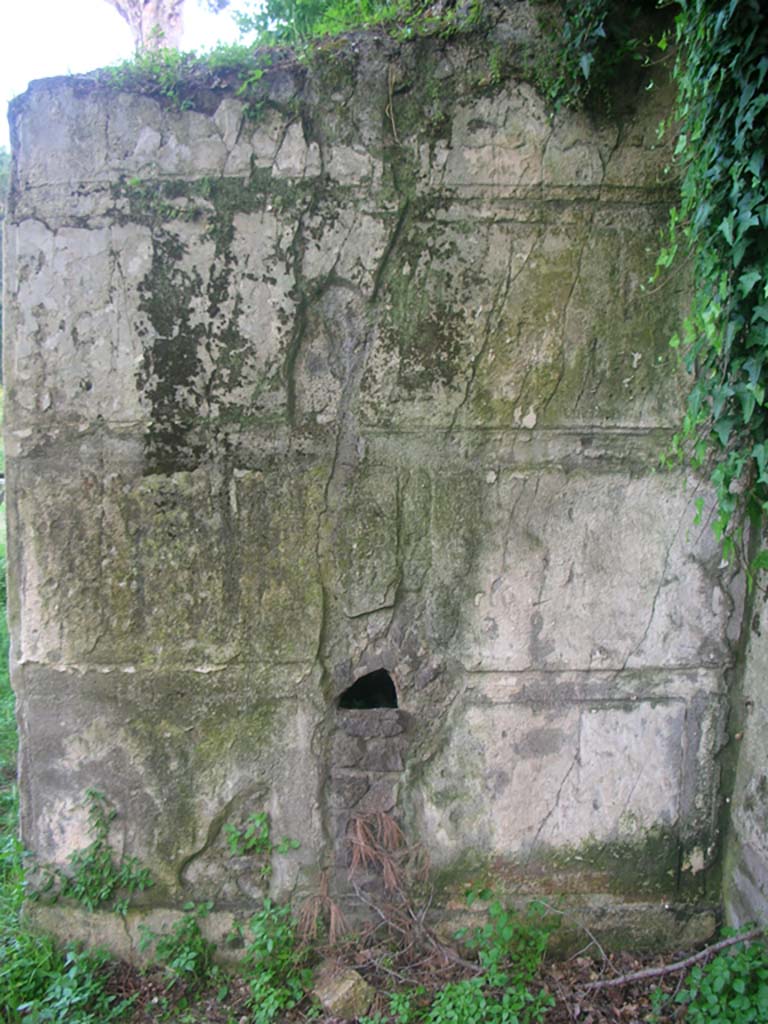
3;6;746;953
724;580;768;927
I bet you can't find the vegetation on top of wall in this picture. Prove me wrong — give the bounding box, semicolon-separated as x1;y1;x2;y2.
231;0;490;45
99;0;495;114
104;40;274;114
100;0;667;115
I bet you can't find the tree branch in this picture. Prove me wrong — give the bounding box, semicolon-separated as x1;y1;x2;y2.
585;928;765;990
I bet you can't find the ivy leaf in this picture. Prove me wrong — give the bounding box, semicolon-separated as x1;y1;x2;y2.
736;209;759;236
712;383;734;419
738;388;756;423
749;550;768;577
739;270;762;296
692;200;712;232
732;238;748;267
752;442;768;482
747;150;765;177
742;354;764;385
579;52;594;81
713;416;736;445
719;213;735;244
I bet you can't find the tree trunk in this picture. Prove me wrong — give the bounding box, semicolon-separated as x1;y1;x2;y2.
104;0;185;50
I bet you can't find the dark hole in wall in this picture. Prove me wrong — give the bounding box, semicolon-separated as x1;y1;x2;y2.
338;670;398;709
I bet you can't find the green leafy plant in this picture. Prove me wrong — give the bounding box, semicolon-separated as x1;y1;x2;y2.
359;890;553;1024
223;811;300;881
139;901;222;993
229;0;489;49
650;931;768;1024
55;789;153;915
531;0;610;109
16;947;135;1024
233;0;402;46
530;0;652;112
107;46;194;108
0;831;63;1023
654;0;768;575
487;46;505;87
449;890;553;1023
460;889;551;989
223;811;273;857
105;41;274;120
388;987;426;1024
241;897;313;1024
2;828;132;1022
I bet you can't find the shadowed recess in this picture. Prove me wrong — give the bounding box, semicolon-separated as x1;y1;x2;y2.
338;670;398;709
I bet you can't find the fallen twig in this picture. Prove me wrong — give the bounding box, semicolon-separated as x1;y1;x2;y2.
585;928;765;990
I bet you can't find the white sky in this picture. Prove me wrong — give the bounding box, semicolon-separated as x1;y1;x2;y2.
0;0;248;149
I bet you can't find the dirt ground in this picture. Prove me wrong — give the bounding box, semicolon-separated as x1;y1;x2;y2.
111;944;695;1024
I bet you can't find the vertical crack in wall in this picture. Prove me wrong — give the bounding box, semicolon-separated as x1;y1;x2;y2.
541;203;596;421
448;223;543;433
526;711;583;860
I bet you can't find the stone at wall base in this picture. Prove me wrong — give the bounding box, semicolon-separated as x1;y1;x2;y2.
22;902;241;965
23;896;717;966
434;896;717;957
313;962;375;1019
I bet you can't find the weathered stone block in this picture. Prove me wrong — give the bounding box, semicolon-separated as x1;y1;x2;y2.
725;587;768;926
313;963;375;1019
338;710;405;739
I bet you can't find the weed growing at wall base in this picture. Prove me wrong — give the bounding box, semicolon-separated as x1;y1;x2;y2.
33;788;154;916
16;948;136;1024
357;888;554;1024
649;930;768;1024
242;897;313;1024
139;901;222;992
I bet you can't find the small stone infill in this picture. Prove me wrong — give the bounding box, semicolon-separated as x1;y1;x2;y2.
330;709;409;880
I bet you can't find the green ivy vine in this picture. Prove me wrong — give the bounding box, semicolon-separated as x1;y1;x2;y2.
530;0;655;112
660;0;768;571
